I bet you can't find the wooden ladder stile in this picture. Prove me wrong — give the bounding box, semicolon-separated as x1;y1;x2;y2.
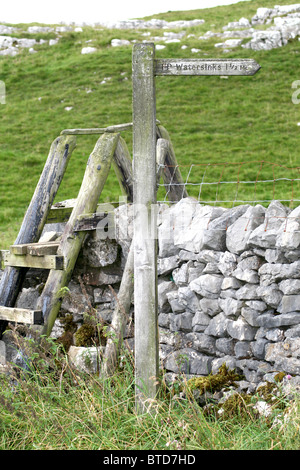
0;134;77;336
0;120;184;341
0;131;120;338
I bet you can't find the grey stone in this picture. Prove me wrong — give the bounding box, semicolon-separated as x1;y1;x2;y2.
265;328;285;342
68;346;103;374
178;249;198;262
226;204;265;254
232;267;259;284
202;262;221;274
172;263;189;286
219;297;244;318
279;279;300;295
278;295;300;313
97;270;122;285
199;298;221;317
170;312;194;332
265;249;287;264
197;250;222;264
190;274;223;299
82;235;118;268
241;307;260;327
94;287;116;304
158;198;197;257
215;337;235;355
256;284;283;308
164;347;213;375
217;251;237;276
178;286;200;313
251;338;269;360
276;205;300;250
285;325;300;338
248;201;289;249
237;255;263;271
158;280;175;312
187;262;206;283
166;290;185;314
61;281;93;318
221;277;242;290
16;287;40;310
256;312;300;328
243;30;284;50
157;255;179;275
158;313;170;328
211;356;237;375
159;344;173;361
0;340;6;365
187;332;216;355
236;284;258;300
166;291;185;313
114;203;134;256
200;205;250;251
234;341;253;359
245;300;267;312
192;311;211;330
220;289;238;299
265;338;300;375
159;328;183;348
227;318;257;341
204;312;228;337
173;201;225;253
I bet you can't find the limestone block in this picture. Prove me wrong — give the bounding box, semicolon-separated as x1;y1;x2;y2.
190;274;223;299
226;205;265;254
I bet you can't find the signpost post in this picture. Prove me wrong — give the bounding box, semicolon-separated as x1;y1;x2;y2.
132;43;260;413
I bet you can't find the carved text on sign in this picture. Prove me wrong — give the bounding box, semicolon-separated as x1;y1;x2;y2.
155;59;261;76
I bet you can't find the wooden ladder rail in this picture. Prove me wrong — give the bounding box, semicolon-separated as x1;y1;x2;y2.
0;135;77;337
37;132;120;337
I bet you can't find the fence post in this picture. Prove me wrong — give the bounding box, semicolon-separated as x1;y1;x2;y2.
132;43;159;413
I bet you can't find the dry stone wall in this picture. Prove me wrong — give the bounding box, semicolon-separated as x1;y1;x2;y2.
1;198;300;390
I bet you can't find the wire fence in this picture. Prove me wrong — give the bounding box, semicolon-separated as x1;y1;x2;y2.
156;159;300;209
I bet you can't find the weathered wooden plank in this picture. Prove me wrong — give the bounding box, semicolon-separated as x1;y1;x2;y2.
73;211;113;232
0;135;76;337
155;58;261;76
101;243;134;378
46;206;73;223
60;122;134;135
10;245;28;255
156;125;189;201
60;120;161;136
113;136;133;202
2;251;64;270
10;241;59;256
47;201;119;224
27;242;59;256
37;132;120;337
132;43;159;413
0;306;43;325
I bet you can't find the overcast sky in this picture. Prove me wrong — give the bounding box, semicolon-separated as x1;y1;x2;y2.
0;0;251;24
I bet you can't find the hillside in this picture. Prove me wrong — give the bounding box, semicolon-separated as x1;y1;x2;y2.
0;0;300;248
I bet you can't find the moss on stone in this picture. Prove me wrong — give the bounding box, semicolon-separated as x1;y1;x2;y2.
211;392;257;421
74;323;96;347
187;363;243;395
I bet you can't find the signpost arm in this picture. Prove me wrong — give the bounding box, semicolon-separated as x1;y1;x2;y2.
132;43;159;413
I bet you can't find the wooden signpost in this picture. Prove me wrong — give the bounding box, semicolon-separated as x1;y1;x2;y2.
132;43;260;413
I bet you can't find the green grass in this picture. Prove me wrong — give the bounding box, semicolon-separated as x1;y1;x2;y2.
0;331;299;450
1;0;300;247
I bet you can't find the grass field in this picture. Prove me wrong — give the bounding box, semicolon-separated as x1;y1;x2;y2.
0;0;300;248
0;332;299;450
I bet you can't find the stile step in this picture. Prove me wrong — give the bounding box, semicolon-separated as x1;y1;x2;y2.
0;306;43;325
1;251;65;270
